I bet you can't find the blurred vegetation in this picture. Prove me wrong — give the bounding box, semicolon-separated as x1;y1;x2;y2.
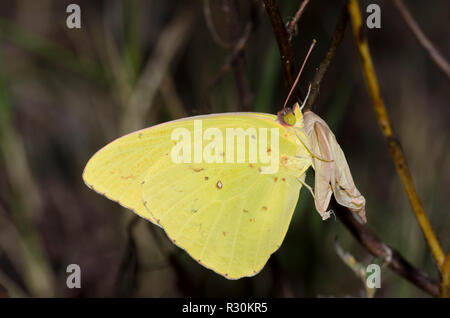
0;0;448;297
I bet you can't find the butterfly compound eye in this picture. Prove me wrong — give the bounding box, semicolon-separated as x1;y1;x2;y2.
283;112;296;126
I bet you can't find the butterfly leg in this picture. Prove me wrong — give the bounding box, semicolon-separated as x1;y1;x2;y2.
294;129;333;163
296;173;332;221
297;176;314;198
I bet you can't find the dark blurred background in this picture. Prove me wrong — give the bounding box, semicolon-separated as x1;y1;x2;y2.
0;0;448;297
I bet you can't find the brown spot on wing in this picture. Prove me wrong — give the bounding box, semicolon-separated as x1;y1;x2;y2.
216;181;223;189
262;206;268;211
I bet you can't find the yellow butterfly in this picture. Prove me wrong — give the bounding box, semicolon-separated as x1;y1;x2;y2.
82;83;366;279
83;36;366;280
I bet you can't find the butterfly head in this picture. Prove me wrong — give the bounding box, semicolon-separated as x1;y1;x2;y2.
277;103;304;128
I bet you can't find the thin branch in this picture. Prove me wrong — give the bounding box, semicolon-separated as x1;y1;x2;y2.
160;75;188;119
203;0;234;49
263;0;299;99
347;0;445;270
287;0;310;42
201;1;260;111
146;224;197;296
223;0;255;111
305;4;348;111
335;238;376;298
393;0;450;81
334;202;440;297
232;48;254;111
115;216;140;296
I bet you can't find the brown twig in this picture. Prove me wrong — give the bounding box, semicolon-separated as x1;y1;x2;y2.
203;0;234;49
201;1;260;111
223;0;255;111
115;216;140;296
348;0;446;270
393;0;450;82
160;75;189;119
287;0;310;42
263;0;299;98
305;4;348;111
146;224;197;296
334;202;440;297
335;238;376;298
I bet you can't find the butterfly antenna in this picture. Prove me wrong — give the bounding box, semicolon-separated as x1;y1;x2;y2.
283;39;316;110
